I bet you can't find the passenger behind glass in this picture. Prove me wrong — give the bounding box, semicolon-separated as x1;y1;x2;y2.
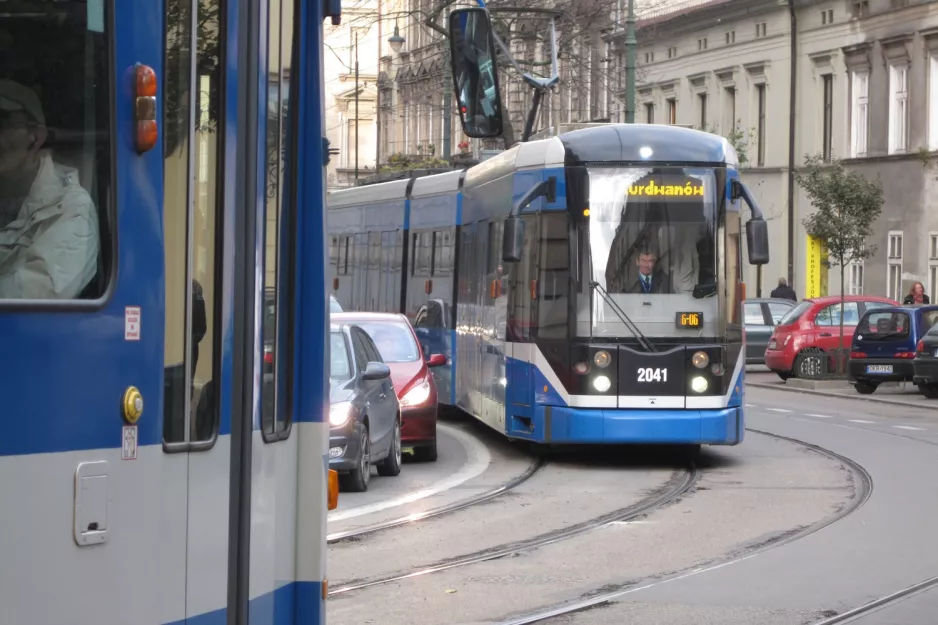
630;250;673;295
0;79;98;299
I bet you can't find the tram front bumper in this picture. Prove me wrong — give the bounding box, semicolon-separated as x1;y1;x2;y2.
535;405;743;445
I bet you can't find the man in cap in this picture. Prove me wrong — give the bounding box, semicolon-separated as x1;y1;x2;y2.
0;79;98;299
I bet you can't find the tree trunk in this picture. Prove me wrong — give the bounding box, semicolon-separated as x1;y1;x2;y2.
838;261;846;375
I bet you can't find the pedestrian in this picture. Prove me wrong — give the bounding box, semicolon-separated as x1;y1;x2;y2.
770;277;797;301
902;281;930;305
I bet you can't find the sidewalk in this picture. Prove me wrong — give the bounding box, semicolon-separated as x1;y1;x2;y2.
745;367;938;411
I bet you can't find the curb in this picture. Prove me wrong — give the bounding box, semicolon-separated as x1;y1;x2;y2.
746;381;938;411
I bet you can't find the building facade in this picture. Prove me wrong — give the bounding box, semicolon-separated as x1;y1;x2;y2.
610;0;938;302
324;0;381;189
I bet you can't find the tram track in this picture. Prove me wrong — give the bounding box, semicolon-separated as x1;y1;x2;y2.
327;463;699;597
327;456;546;544
810;574;938;624
490;428;874;625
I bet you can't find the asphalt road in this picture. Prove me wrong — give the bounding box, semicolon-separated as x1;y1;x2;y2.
543;385;938;625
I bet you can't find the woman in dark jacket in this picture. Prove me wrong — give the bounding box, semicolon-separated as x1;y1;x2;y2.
903;281;930;305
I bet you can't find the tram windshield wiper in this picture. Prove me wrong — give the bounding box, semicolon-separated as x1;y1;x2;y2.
589;281;656;353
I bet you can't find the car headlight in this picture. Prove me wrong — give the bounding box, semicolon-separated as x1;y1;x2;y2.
400;378;432;408
329;401;352;427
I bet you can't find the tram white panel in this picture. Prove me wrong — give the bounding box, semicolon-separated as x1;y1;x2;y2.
295;422;329;584
160;449;190;624
184;436;232;618
410;169;464;198
0;446;165;625
464;136;565;190
326;178;410;208
618;396;686;409
249;427;299;603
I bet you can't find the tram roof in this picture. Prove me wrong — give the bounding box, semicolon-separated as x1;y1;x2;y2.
558;123;738;167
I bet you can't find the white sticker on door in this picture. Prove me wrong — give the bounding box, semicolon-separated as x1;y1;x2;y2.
125;306;141;341
122;425;138;460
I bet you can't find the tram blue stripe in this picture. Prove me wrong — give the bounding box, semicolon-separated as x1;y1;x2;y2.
164;582;323;625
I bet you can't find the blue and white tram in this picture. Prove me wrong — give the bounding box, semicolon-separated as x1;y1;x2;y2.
0;0;337;623
326;7;772;449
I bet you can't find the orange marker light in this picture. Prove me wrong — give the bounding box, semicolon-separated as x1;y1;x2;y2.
583;208;590;217
327;469;339;511
135;63;158;153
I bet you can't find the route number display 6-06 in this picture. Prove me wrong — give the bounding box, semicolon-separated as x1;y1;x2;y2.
637;367;668;382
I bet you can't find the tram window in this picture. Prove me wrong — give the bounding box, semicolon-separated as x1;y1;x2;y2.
261;0;300;442
0;3;110;302
537;214;570;339
163;0;223;448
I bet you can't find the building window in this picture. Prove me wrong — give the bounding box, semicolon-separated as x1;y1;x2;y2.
645;102;654;123
847;260;864;295
930;55;938;150
668;46;677;58
755;22;767;38
667;98;677;124
756;84;766;166
698;93;708;129
725;31;735;44
850;70;869;157
888;63;909;154
698;38;708;51
852;1;869;17
887;231;903;302
822;74;833;161
929;233;938;302
723;86;736;134
821;9;834;24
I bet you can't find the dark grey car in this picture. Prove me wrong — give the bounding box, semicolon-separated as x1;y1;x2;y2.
744;298;796;365
329;323;402;492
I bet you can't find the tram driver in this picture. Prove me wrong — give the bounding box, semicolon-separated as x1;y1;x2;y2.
0;79;98;299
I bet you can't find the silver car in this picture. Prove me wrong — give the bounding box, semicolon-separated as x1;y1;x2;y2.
329;322;402;492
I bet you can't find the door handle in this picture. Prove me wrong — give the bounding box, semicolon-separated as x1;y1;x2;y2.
820;332;832;337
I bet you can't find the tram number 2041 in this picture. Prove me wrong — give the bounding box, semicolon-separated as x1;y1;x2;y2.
636;367;668;382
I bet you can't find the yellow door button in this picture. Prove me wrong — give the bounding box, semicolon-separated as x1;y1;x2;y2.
122;387;144;424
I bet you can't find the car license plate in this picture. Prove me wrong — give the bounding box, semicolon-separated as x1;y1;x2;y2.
866;364;893;374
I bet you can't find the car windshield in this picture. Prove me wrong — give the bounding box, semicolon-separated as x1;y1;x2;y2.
778;300;811;326
353;320;419;363
857;311;910;340
330;332;352;381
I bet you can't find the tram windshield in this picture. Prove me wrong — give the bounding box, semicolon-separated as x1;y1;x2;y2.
576;166;723;339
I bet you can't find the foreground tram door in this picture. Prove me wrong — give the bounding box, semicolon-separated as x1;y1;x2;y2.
0;1;333;624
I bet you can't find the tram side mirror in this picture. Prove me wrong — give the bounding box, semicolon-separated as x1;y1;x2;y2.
448;8;504;138
502;216;525;263
746;218;770;265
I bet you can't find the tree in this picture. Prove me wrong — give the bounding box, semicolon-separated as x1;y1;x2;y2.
796;154;884;373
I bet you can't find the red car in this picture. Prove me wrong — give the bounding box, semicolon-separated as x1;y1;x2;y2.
330;312;446;461
764;295;898;380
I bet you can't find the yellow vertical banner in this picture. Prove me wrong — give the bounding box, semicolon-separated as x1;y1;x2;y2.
805;235;822;299
819;245;829;297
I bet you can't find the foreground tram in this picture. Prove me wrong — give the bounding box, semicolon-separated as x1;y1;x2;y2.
327;8;770;448
1;0;335;623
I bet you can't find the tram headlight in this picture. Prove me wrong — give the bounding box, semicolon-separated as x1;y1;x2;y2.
593;375;612;392
691;351;709;369
329;401;352;427
690;376;708;393
593;351;612;368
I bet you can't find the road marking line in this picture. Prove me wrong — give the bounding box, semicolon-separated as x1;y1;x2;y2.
805;413;833;419
894;425;925;431
849;419;875;424
327;423;492;523
767;408;792;413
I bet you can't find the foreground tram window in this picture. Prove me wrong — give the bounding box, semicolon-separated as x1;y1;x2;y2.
163;0;223;447
261;0;300;441
0;2;110;301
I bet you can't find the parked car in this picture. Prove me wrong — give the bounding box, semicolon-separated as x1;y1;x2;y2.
330;295;343;313
329;322;402;492
764;295;898;380
849;305;938;394
332;312;446;461
913;317;938;399
743;298;796;365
